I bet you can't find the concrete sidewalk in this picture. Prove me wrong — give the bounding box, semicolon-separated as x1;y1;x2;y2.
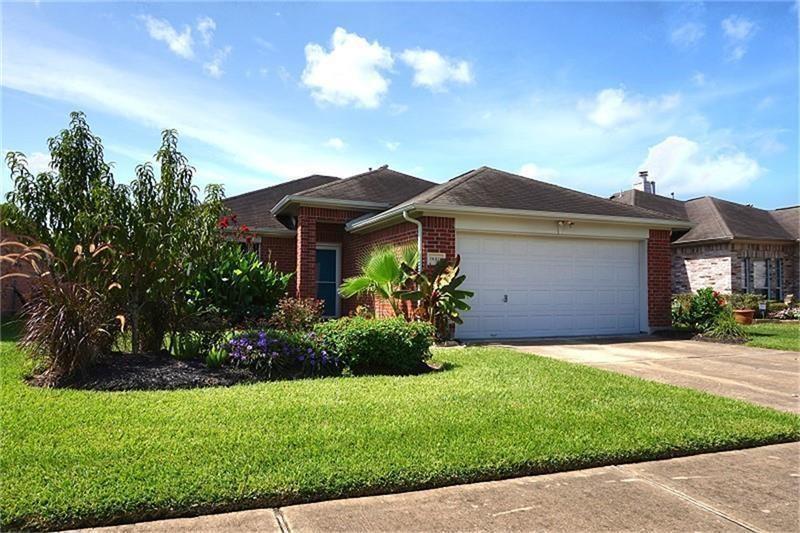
82;442;800;532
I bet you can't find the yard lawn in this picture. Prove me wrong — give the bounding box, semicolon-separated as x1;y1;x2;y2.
745;322;800;351
1;329;798;531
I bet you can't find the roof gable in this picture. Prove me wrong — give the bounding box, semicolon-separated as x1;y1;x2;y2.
224;174;339;231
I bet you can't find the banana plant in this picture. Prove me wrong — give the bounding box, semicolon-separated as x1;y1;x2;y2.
395;255;474;340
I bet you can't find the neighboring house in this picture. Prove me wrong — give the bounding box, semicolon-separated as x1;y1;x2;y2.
226;165;688;339
611;172;799;300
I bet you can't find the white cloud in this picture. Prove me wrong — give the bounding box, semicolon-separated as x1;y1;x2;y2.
196;16;216;47
722;15;757;61
583;88;680;129
639;136;762;195
756;96;774;110
670;22;705;48
203;46;231;79
399;48;473;92
254;37;275;52
691;72;706;86
1;37;366;190
277;66;291;83
383;141;400;151
139;15;194;59
388;103;408;115
4;151;51;175
518;163;559;182
302;27;393;108
324;137;346;150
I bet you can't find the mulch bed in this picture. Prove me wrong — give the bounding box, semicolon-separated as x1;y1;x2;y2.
29;352;265;392
691;333;748;345
27;354;444;391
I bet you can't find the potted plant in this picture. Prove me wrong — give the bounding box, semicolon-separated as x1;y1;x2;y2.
728;292;759;325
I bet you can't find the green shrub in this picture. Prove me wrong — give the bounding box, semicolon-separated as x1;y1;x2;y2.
314;317;434;374
186;244;292;324
205;345;229;369
727;292;761;311
671;288;726;332
168;332;202;360
704;311;749;340
268;297;325;332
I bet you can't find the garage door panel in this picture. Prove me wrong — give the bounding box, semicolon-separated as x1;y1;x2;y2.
618;288;637;306
457;233;642;339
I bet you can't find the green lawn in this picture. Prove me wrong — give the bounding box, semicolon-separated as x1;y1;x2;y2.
745;322;800;351
1;328;798;531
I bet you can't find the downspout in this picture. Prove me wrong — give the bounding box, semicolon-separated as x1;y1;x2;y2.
403;210;423;271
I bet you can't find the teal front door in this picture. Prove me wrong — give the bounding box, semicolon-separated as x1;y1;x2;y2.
316;248;338;317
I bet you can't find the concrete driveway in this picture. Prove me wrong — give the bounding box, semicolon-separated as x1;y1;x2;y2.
499;336;800;413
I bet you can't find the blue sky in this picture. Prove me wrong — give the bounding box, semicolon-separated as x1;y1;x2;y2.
2;1;797;208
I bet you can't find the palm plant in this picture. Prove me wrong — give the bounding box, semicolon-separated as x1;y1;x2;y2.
339;245;418;317
396;255;474;340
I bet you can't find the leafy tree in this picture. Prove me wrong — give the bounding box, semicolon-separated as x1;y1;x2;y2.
5;112;127;271
339;245;418;317
5;112;229;355
117;129;228;352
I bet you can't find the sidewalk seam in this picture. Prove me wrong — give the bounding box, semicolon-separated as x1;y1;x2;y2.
614;465;762;533
273;508;291;533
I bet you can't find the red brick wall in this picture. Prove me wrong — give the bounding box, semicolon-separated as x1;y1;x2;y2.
342;216;456;317
344;221;419;317
420;216;456;266
0;232;34;316
296;207;365;298
648;229;672;328
292;207;457;317
259;236;296;277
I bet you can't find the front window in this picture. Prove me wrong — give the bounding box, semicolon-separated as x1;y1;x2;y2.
239;241;261;258
743;257;781;299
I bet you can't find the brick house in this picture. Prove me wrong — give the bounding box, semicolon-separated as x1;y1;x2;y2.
611;172;799;300
226;166;688;339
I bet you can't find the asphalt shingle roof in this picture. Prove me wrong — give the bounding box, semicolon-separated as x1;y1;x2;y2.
402;167;684;221
295;166;436;207
611;189;797;244
770;206;800;241
224;174;339;230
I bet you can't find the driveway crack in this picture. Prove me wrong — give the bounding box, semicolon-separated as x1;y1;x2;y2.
613;465;761;532
274;507;291;533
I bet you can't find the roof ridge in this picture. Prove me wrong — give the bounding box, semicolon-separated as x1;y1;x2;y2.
295;166;434;197
418;167;483;204
224;174;339;201
706;197;735;240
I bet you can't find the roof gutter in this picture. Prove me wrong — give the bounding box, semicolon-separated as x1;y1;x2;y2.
403;210;423;271
271;194;388;216
347;203;693;233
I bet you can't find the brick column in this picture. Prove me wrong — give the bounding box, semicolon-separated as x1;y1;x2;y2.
296;213;317;298
648;229;672;329
420;216;456;269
